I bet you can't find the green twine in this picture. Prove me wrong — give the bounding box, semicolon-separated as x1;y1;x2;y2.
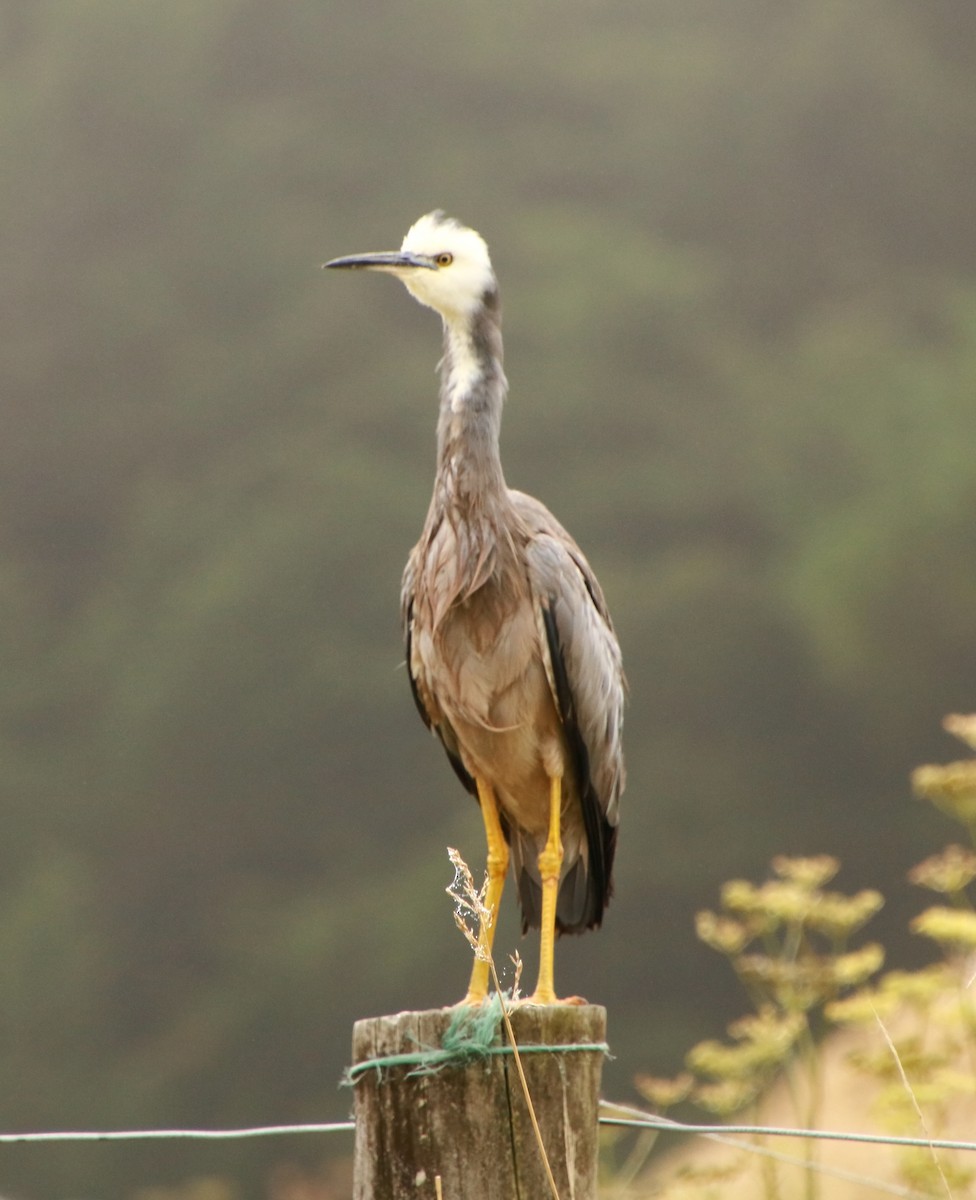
343;996;610;1087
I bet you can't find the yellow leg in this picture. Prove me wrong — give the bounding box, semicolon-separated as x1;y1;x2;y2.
528;774;563;1005
462;778;509;1005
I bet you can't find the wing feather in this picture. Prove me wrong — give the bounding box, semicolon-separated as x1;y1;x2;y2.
515;491;625;929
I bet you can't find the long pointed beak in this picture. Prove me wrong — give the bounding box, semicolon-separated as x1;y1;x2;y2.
323;250;436;272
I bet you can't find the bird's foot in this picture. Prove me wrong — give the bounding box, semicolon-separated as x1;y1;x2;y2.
457;989;587;1007
520;991;588;1007
458;989;491;1007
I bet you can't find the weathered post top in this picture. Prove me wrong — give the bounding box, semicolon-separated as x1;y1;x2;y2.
350;1004;607;1200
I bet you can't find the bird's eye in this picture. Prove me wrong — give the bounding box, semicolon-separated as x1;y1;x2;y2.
435;252;454;267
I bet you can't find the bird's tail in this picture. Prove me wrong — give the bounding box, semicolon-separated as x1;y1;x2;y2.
511;834;609;935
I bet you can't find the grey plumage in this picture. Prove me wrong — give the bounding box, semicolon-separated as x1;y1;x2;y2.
327;211;625;1002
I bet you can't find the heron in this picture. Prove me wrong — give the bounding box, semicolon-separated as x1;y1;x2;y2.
326;211;625;1005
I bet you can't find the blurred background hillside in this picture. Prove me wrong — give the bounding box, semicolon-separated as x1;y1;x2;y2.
2;0;975;1196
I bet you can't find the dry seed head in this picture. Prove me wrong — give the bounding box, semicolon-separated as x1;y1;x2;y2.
908;844;976;894
944;713;976;752
717;879;781;936
720;878;763;914
906;1156;976;1199
755;879;817;925
804;889;884;940
509;951;524;1000
899;1150;974;1197
737;953;834;1010
687;1038;759;1079
933;1066;976;1098
687;1020;798;1079
911;905;976;951
850;1034;949;1085
829;942;885;987
825;987;898;1025
634;1072;694;1110
880;964;953;1005
772;854;840;889
912;761;976;825
692;1077;760;1116
727;1007;806;1055
879;1078;955;1118
446;846;492;957
695;910;749;955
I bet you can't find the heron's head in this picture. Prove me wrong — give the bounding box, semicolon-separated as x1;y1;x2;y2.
325;211;496;322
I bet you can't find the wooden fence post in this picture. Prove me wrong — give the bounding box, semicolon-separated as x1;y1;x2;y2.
350;1004;606;1200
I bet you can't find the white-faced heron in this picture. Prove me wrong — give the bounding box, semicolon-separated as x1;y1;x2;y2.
326;212;625;1004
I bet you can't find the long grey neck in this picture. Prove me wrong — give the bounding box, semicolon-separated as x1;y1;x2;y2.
432;287;508;514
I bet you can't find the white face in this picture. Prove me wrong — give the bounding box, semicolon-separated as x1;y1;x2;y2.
397;212;496;322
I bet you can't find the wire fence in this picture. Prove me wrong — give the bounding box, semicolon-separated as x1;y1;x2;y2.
2;1106;974;1153
599;1104;953;1200
0;1122;355;1145
4;1103;975;1200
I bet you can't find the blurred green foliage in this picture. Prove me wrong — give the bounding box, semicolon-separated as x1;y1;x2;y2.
1;0;975;1195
